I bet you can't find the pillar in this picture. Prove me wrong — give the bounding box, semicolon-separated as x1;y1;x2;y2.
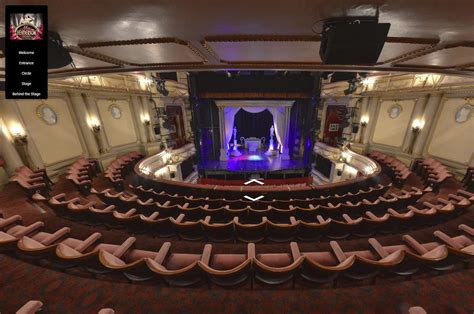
412;93;443;156
403;95;428;153
0;117;24;176
0;98;44;170
68;91;100;157
130;95;148;144
83;94;109;153
355;97;369;143
318;102;328;141
362;97;379;145
281;106;291;160
218;106;228;161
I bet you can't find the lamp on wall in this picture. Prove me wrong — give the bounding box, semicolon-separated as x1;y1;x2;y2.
9;123;35;169
359;115;369;143
88;116;103;153
408;119;424;154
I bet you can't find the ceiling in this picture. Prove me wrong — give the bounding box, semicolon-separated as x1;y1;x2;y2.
0;0;473;78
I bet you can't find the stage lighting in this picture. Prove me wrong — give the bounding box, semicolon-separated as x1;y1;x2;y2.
151;75;169;96
344;78;358;95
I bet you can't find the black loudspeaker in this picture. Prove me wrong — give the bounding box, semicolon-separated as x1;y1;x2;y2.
320;17;390;65
48;32;73;69
352;123;360;134
0;81;5;91
158;72;178;81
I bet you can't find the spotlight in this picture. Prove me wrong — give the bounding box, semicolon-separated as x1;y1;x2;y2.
151;74;169;96
344;78;358;95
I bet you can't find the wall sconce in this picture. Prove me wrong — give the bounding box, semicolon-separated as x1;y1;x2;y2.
9;123;35;169
359;115;369;143
142;113;151;143
411;119;424;133
408;119;424;154
88;116;103;153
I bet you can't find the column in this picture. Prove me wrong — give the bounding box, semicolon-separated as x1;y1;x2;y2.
281;106;291;160
403;95;428;153
67;91;100;157
0;98;44;170
218;106;228;161
318;102;328;141
83;94;109;153
355;97;369;143
362;97;379;145
140;96;158;143
412;93;443;156
0;117;24;176
130;95;148;144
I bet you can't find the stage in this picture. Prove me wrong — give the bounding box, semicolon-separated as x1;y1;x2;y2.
200;150;307;179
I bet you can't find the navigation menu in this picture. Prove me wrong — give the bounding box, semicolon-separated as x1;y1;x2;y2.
5;5;48;99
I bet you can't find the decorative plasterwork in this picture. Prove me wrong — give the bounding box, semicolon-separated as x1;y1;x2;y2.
78;38;207;66
395;42;474;68
378;37;439;64
215;100;294;108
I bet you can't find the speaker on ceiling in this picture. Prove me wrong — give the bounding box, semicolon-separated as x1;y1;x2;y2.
319;17;390;65
48;31;73;69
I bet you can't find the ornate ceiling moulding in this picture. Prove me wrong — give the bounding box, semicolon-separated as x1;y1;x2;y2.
78;37;208;66
201;34;322;65
378;37;440;65
393;41;474;69
68;46;126;66
47;65;122;76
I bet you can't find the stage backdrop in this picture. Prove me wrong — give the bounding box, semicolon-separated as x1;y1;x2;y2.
233;108;275;147
224;106;286;152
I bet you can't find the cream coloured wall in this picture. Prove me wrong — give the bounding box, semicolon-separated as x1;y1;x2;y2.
16;98;84;165
372;99;415;148
96;99;138;148
427;97;474;165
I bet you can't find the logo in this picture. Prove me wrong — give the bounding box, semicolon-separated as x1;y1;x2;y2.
10;13;44;40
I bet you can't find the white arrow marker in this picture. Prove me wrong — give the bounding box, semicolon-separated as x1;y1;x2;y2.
244;195;264;202
244;179;264;185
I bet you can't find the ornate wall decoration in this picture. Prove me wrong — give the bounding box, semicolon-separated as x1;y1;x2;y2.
36;104;58;125
388;103;403;119
109;103;122;119
455;104;472;123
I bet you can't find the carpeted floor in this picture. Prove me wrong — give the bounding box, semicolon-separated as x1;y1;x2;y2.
0;173;473;313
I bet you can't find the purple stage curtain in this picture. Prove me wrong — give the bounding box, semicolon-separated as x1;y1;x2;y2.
224;107;241;149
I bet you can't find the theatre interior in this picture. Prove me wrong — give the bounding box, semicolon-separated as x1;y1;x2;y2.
1;1;474;313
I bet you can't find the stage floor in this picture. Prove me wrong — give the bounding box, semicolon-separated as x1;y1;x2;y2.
201;150;305;173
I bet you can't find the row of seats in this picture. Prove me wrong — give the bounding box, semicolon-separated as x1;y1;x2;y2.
104;151;144;191
12;299;425;314
14;300;114;314
92;187;427;220
66;157;99;195
412;157;454;190
38;190;472;241
1;212;472;287
10;166;53;198
127;183;392;209
368;151;411;186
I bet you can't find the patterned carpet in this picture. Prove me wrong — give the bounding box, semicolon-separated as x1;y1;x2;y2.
0;175;473;313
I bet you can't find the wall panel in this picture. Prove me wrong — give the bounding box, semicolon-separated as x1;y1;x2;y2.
427;97;474;165
372;99;415;148
97;99;138;147
17;98;83;165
